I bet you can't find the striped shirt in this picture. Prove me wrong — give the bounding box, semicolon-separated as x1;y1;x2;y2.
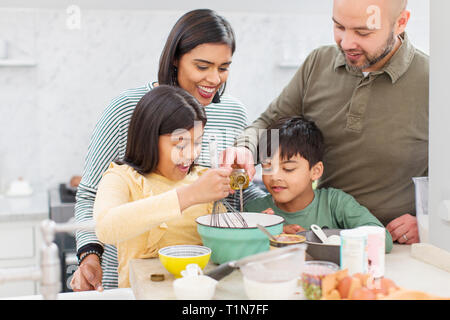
75;82;266;289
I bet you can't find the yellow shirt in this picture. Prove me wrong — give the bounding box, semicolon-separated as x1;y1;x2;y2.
94;163;214;288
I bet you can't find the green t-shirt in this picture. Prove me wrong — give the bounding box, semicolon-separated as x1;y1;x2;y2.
244;188;393;253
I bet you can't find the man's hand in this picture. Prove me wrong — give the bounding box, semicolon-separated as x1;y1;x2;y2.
219;147;256;180
70;254;104;292
386;213;419;244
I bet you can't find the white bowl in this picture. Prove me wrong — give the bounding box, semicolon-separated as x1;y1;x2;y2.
173;275;218;300
243;276;300;300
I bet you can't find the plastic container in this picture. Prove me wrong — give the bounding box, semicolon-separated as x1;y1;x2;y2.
301;261;340;300
356;226;385;278
240;243;307;299
413;176;429;243
243;276;300;300
340;229;368;275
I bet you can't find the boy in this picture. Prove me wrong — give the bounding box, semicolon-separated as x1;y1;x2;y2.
244;116;393;253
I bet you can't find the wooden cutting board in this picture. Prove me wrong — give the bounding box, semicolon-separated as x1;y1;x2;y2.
128;258;248;300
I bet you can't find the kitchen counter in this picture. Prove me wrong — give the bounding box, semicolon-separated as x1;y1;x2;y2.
0;191;48;223
384;244;450;297
3;244;450;300
2;288;135;300
128;244;450;300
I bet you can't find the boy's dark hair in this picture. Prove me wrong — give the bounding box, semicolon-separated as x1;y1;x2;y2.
158;9;236;104
116;85;207;175
260;116;324;168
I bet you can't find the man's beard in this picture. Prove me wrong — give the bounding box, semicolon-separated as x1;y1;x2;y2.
340;31;397;72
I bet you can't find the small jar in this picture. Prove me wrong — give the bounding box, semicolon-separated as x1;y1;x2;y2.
302;261;340;300
230;169;249;190
340;229;368;275
356;226;385;279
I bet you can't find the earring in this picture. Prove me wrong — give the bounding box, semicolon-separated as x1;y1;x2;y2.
172;66;178;85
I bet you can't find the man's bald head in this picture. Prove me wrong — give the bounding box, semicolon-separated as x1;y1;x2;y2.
390;0;408;22
333;0;409;25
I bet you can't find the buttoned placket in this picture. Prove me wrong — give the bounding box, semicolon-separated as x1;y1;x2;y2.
346;73;380;132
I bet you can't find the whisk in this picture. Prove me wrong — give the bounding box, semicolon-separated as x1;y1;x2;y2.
211;198;248;228
208;135;248;228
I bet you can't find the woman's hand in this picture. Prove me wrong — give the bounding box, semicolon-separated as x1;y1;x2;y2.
70;254;104;292
177;167;233;210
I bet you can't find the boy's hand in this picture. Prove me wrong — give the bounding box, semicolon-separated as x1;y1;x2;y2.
261;208;275;215
283;224;305;234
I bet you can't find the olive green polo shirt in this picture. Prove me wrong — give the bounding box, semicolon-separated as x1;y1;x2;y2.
236;33;429;226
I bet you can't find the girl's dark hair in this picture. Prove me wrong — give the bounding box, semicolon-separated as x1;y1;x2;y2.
260;116;325;168
158;9;236;104
117;85;207;175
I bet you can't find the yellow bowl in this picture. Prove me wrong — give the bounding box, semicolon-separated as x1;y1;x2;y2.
158;245;211;278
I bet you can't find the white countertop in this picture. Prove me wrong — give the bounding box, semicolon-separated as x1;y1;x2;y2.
2;288;135;300
0;191;48;222
385;244;450;297
3;244;450;300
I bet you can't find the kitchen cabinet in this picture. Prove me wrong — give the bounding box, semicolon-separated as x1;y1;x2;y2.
0;191;48;297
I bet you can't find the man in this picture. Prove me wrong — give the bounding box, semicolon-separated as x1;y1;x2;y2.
223;0;428;244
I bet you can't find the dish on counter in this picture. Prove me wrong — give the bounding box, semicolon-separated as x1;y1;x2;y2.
158;245;211;278
270;234;306;248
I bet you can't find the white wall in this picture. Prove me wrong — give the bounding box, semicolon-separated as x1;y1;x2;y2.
429;0;450;252
0;1;429;191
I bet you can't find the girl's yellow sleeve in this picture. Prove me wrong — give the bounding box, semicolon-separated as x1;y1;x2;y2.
94;171;181;244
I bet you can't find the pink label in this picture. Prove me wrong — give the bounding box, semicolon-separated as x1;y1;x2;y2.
366;232;385;278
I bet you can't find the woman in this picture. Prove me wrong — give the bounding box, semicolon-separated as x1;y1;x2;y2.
72;9;266;291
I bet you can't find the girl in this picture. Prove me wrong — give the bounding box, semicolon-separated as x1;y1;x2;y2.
73;9;266;291
93;85;232;288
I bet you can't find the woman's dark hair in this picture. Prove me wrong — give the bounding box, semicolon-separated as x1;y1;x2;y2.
116;85;207;175
259;116;325;168
158;9;236;104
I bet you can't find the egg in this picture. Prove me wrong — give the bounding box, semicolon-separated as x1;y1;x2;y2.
350;287;376;300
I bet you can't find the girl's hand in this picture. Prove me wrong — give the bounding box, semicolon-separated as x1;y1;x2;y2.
283;224;305;234
177;167;233;210
262;208;275;215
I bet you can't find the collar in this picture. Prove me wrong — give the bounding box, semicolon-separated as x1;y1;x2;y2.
333;32;416;83
146;81;157;90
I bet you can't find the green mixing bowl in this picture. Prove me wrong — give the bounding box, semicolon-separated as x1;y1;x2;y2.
196;212;284;264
